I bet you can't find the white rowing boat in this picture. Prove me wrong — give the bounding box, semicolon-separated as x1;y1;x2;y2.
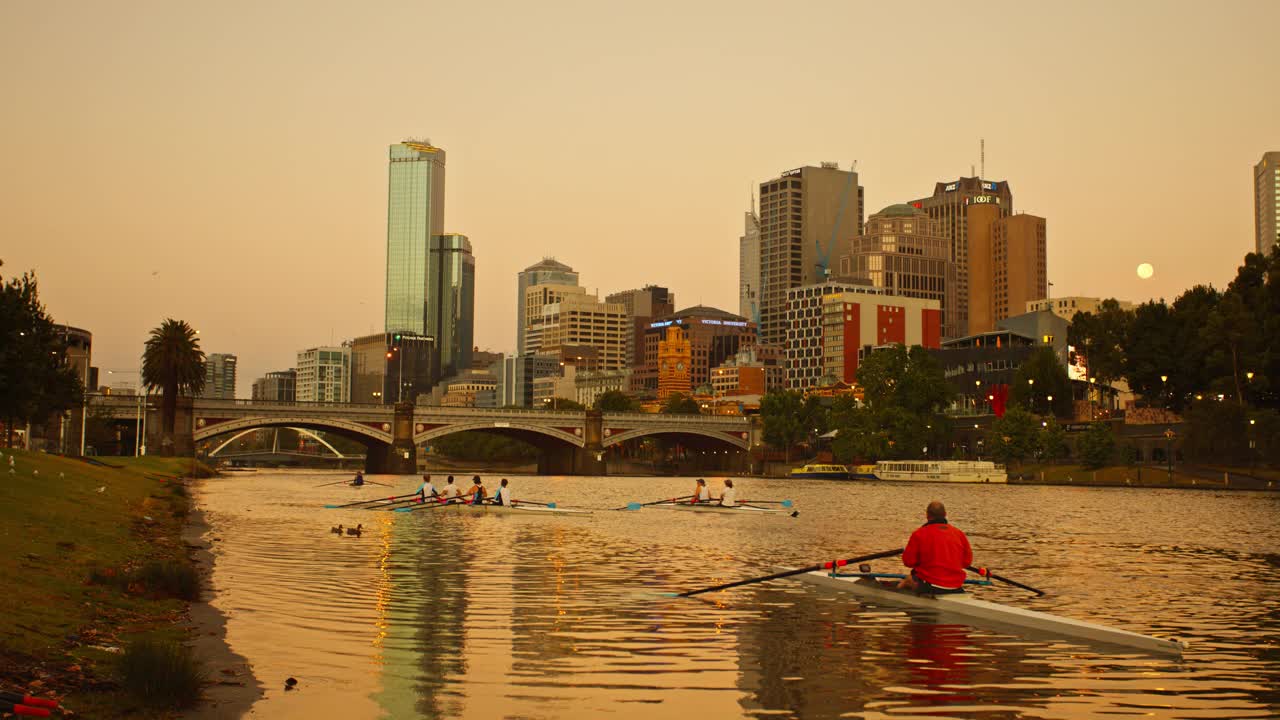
394;502;592;516
648;502;783;515
797;571;1185;655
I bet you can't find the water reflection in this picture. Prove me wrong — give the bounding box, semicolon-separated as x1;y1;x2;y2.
193;472;1280;719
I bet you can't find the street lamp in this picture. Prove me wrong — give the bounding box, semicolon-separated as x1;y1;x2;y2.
107;368;146;456
1027;377;1035;412
974;379;982;413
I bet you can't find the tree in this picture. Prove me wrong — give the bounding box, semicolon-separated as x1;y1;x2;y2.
595;390;640;413
1122;300;1178;405
1010;346;1072;417
1038;420;1069;461
761;390;805;461
987;407;1039;467
661;392;700;415
0;265;84;447
1182;398;1249;464
1076;422;1117;469
857;345;953;415
1068;299;1133;387
142;319;206;455
541;397;585;411
1202;291;1257;406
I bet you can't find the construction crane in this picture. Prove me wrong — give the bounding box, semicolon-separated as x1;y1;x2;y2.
815;160;858;281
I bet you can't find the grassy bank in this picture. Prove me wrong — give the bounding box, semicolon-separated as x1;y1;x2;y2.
1009;463;1278;490
0;449;211;718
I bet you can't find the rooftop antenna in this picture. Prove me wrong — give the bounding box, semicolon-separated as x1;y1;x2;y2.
970;163;975;177
980;138;985;180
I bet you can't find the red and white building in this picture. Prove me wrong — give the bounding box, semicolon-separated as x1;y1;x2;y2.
785;282;941;390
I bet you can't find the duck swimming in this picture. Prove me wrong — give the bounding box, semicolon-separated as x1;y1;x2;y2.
330;524;343;534
345;524;363;537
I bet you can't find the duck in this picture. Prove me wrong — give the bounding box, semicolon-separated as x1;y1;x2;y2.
330;524;343;535
345;524;363;537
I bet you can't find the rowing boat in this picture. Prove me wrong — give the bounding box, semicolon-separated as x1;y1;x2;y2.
647;502;782;515
796;571;1185;655
394;502;592;516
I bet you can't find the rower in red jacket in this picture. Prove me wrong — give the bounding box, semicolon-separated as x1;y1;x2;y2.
899;501;972;594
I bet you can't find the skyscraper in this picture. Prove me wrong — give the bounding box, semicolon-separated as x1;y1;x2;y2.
429;233;475;380
516;258;578;355
1256;152;1280;255
201;353;237;399
606;285;675;369
911;177;1013;337
385;140;446;335
295;347;350;402
757;163;864;348
738;208;760;324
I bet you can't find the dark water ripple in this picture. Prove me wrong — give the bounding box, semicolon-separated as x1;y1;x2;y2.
194;471;1280;719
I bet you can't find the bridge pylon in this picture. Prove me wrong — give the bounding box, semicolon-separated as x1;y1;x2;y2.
372;401;418;475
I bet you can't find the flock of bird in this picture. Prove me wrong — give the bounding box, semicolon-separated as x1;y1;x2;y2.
330;523;363;537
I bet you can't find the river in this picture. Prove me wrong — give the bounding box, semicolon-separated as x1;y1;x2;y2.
192;470;1280;719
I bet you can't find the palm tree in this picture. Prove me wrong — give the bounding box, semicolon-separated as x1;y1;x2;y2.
142;319;205;455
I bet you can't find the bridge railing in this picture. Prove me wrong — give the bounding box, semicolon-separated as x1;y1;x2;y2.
601;412;749;425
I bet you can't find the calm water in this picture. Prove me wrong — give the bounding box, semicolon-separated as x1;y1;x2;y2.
193;471;1280;719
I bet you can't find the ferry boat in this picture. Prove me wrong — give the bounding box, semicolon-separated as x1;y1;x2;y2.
849;464;878;480
788;464;851;480
873;460;1007;484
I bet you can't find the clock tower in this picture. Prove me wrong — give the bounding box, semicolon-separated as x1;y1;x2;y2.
657;325;692;401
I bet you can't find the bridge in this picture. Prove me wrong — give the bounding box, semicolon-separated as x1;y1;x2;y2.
90;395;756;474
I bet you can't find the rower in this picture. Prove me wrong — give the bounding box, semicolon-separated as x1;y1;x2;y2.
351;471;365;487
718;479;736;507
442;476;459;501
467;476;487;505
898;501;972;595
691;478;711;504
417;474;438;501
493;478;513;506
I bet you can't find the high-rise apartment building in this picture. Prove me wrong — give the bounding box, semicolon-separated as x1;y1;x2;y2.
516;258;579;355
251;370;296;402
201;353;237;399
501;354;563;408
385;140;446;336
428;233;475;379
757;163;864;348
1256;152;1280;255
530;293;627;371
641;306;755;393
838;204;959;338
524;284;589;355
295;346;351;403
739;209;760;324
911;177;1013;336
606;285;675;369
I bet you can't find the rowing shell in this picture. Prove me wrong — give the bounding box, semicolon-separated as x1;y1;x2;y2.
648;503;783;514
797;571;1185;655
396;502;592;516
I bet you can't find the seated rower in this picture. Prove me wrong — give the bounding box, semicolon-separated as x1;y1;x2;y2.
417;474;438;502
898;501;972;595
718;479;736;507
691;478;711;504
493;478;513;506
467;476;487;505
351;471;365;487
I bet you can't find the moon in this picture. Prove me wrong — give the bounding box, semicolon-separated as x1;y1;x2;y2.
1136;263;1154;279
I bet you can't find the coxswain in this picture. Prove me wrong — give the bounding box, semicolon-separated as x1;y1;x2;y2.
898;501;972;595
718;479;737;507
351;471;365;487
493;478;513;506
467;476;487;505
690;478;711;504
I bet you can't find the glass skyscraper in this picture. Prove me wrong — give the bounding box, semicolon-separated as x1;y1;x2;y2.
385;140;446;335
429;233;475;380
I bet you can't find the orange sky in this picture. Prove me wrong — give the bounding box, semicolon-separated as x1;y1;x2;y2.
3;0;1278;395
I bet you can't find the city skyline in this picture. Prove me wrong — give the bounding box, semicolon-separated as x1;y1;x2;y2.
3;1;1278;395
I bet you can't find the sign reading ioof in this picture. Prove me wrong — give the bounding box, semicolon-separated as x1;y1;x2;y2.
965;195;1000;206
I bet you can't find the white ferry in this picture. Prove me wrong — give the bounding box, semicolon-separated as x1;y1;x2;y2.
874;460;1007;484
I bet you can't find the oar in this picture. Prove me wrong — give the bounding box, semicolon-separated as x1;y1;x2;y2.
737;499;794;508
0;692;57;710
0;702;51;717
361;480;393;487
315;479;351;488
511;499;558;508
325;492;419;509
393;498;470;513
668;548;905;598
968;566;1045;596
613;494;695;511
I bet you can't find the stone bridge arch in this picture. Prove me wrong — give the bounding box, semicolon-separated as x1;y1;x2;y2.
602;427;749;450
195;417;393;448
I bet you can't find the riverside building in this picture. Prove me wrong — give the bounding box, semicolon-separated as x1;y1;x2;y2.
1256;152;1280;255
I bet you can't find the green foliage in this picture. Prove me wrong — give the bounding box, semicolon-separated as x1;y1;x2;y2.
118;638;205;708
540;397;585;411
1039;420;1069;461
1010;346;1072;417
595;390;640;413
430;431;538;462
135;561;201;601
1068;299;1132;386
142;319;205;452
1182;398;1249;464
856;345;953;415
1250;408;1280;466
661;392;701;415
831;405;938;462
0;265;85;442
760;390;805;460
1076;422;1117;469
987;407;1040;466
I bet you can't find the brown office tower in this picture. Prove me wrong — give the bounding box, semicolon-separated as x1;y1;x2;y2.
757;163;864;348
967;212;1048;334
838;204;959;338
911;178;1013;336
606;285;675;369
